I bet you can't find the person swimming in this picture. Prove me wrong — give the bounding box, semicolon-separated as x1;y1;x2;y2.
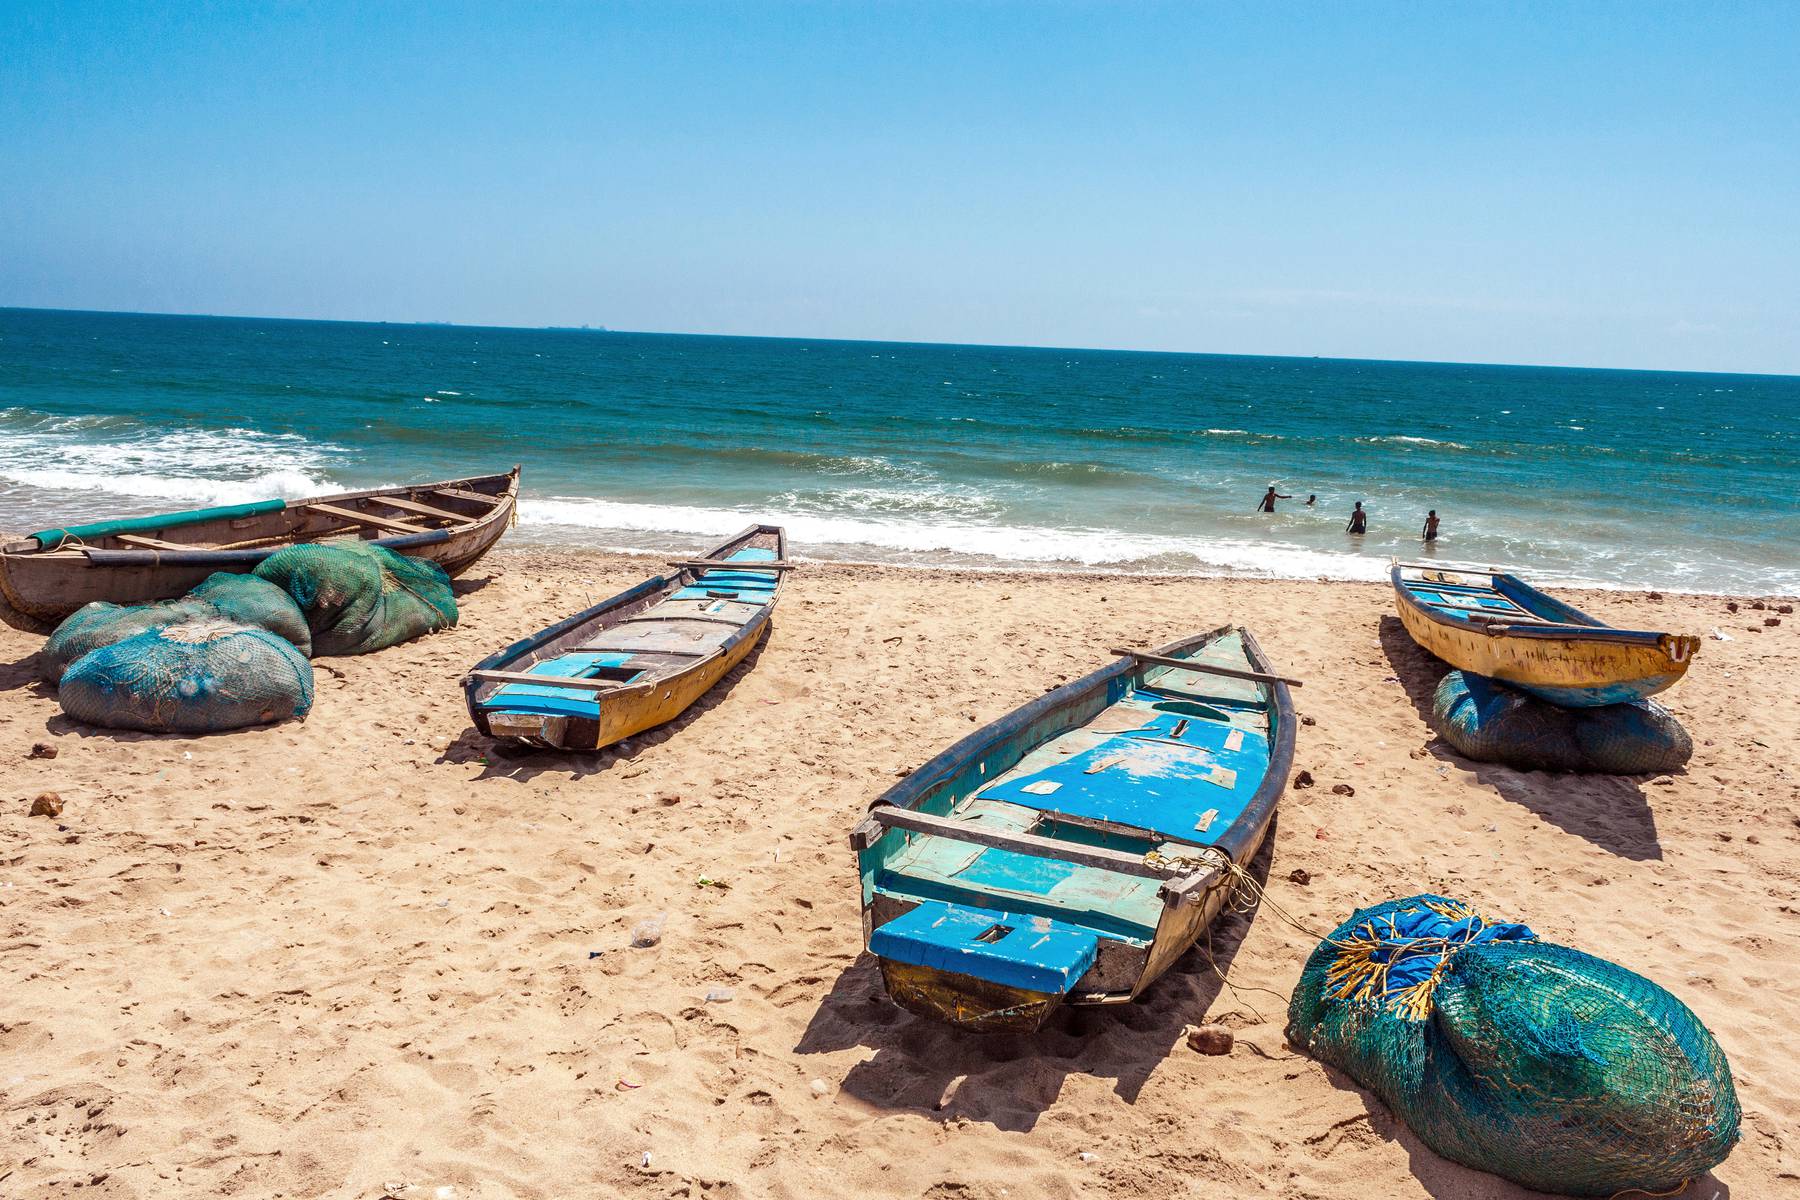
1305;494;1317;507
1346;501;1367;534
1423;510;1440;541
1257;485;1291;513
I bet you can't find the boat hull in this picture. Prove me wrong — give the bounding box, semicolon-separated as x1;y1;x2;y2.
1391;571;1695;706
0;469;519;633
879;959;1065;1033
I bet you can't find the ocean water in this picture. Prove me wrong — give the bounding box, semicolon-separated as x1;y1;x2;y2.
2;307;1795;593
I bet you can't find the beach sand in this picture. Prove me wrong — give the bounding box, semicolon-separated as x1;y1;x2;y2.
2;548;1796;1198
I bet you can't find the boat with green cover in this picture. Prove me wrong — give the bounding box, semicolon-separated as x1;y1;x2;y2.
851;626;1297;1032
0;468;519;632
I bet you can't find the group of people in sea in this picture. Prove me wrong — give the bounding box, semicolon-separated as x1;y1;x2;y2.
1258;486;1440;541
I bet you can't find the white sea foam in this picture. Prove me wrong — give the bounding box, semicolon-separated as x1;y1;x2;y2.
1353;435;1471;450
519;495;1394;580
0;412;342;512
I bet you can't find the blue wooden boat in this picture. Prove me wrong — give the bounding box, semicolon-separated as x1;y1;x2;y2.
1391;560;1699;707
851;626;1297;1032
463;524;788;750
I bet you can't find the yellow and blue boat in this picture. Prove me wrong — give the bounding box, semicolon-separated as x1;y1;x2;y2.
851;627;1296;1032
1390;560;1699;707
463;524;787;750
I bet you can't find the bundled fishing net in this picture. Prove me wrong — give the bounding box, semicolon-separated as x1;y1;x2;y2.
253;542;456;655
1433;669;1691;774
58;618;314;733
42;596;215;684
1287;894;1739;1196
188;572;312;656
40;573;312;683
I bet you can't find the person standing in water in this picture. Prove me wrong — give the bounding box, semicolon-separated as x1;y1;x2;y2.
1423;510;1441;542
1346;501;1367;534
1256;485;1291;513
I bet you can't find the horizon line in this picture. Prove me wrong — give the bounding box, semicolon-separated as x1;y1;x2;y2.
3;303;1795;382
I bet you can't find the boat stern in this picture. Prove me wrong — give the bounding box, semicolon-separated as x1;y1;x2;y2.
482;709;576;748
868;901;1100;1033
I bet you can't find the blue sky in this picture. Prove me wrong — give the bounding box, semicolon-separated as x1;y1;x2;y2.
3;1;1796;372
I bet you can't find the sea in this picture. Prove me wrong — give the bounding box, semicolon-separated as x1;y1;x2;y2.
2;307;1795;594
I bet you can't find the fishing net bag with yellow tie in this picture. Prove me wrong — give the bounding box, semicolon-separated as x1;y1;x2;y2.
1286;894;1738;1196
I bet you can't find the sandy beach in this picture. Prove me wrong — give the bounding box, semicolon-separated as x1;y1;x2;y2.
3;548;1796;1199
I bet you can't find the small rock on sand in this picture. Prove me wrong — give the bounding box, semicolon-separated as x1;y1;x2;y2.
1288;868;1311;886
30;792;63;817
1331;783;1356;797
1294;770;1315;789
1187;1024;1234;1055
28;742;57;760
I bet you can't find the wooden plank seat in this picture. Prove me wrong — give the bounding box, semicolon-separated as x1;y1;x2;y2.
432;486;503;506
305;501;427;535
374;495;468;523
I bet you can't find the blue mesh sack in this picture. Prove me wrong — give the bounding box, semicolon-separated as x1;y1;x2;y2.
42;596;216;684
252;541;456;655
59;618;314;733
188;572;312;656
1287;894;1739;1196
1434;669;1691;774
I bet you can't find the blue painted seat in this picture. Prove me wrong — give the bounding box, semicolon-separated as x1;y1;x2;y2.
483;650;641;718
671;547;780;602
869;900;1100;994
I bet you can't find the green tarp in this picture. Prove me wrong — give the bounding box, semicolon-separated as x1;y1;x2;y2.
31;498;288;548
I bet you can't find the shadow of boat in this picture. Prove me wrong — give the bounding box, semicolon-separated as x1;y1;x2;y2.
1377;615;1666;862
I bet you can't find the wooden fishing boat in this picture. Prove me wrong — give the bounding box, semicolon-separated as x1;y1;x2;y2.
1390;559;1700;707
0;468;520;633
850;627;1297;1033
463;524;788;751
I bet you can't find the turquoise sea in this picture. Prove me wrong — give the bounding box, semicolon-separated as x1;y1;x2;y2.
2;307;1795;593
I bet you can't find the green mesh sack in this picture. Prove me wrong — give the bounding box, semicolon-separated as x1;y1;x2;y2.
41;596;217;684
253;542;456;655
1287;895;1739;1196
188;572;312;656
59;618;314;733
1434;670;1691;774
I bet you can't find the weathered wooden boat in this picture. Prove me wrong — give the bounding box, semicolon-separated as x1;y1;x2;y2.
1390;559;1700;707
851;627;1297;1033
463;524;788;751
0;468;520;633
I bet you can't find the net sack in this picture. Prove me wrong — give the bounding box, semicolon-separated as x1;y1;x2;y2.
58;618;314;733
1287;894;1739;1195
253;542;456;655
42;596;216;684
41;574;313;682
1433;669;1691;774
188;572;312;656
